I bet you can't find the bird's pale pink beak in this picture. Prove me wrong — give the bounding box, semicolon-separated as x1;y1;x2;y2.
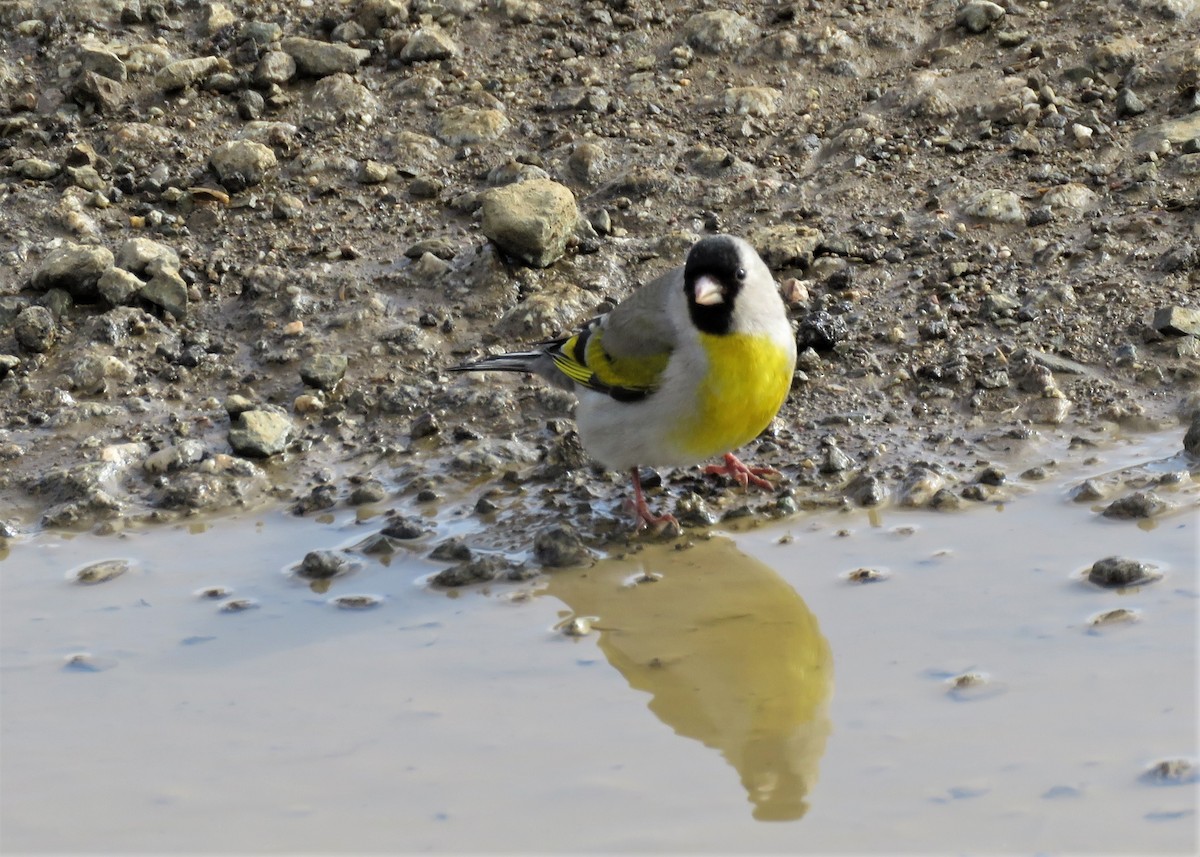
693;275;724;306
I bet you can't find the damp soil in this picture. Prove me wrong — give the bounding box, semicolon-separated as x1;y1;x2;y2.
0;0;1199;545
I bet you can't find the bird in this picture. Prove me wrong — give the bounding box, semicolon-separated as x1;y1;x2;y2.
451;234;797;532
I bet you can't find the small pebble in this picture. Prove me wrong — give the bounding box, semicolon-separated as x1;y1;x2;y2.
948;672;988;691
63;652;117;672
560;616;594;637
196;586;232;599
70;558;130;584
330;594;382;609
1088;607;1140;627
1072;479;1108;502
1141;759;1198;785
846;567;888;583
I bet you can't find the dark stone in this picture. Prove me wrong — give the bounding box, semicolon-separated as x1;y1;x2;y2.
431;555;512;587
72;71;126;113
1087;556;1158;587
410;411;441;439
14;306;56;352
977;466;1006;486
299;353;348;390
429;536;471;561
1101;491;1168;520
348;480;388;505
297;550;351;579
797;310;847;352
1115;88;1146;117
533;522;591;568
1184;411;1200;456
381;515;426;539
845;472;889;507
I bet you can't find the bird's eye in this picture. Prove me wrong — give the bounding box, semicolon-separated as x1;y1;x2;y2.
735;267;747;281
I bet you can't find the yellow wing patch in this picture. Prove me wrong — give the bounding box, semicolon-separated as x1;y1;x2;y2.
583;330;670;390
551;326;670;401
551;332;594;385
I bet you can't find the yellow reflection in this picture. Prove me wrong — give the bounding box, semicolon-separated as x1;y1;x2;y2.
355;505;381;523
546;537;833;822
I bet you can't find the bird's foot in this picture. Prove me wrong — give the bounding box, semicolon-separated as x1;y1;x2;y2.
704;452;779;491
628;466;682;535
632;502;682;535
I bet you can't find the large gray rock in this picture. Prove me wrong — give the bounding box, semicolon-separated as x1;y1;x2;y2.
116;237;180;276
32;243;113;300
1184;411;1200;456
956;0;1005;32
72;70;126;113
228;409;293;457
436;106;508;145
70;352;133;395
1153;306;1200;336
14;306;56;352
140;269;188;319
253;50;296;86
1041;182;1099;216
724;86;782;118
203;2;236;34
533;522;591;568
300;353;348;390
963;189;1024;224
357;0;409;34
400;26;458;62
155;56;222;91
306;73;381;126
144;439;207;474
567;142;606;185
79;44;127;81
747;224;824;270
12;158;60;180
682;10;757;53
281;37;370;77
210;140;277;191
481;179;578;268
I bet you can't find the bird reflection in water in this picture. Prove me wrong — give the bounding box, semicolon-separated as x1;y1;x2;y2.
545;537;832;821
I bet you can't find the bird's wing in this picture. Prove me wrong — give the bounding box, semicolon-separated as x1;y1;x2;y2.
548;267;681;402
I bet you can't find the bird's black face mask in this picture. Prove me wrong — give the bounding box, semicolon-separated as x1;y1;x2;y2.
684;236;745;335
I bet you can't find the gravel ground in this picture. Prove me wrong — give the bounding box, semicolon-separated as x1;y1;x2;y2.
1;0;1198;552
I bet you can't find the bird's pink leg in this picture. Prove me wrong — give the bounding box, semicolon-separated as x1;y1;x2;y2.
628;467;681;533
703;452;779;491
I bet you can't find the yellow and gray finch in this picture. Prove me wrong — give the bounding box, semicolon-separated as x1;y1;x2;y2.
452;235;797;531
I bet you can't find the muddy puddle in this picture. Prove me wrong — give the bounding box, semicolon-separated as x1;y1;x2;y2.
2;431;1196;853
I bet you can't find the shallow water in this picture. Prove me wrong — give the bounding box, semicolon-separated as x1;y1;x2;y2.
2;432;1197;853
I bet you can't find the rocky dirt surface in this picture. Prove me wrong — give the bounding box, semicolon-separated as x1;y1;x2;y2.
1;0;1199;560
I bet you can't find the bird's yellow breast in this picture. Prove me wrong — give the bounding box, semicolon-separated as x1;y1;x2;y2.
678;333;794;460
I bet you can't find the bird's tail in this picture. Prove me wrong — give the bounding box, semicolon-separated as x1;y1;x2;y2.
449;349;547;375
